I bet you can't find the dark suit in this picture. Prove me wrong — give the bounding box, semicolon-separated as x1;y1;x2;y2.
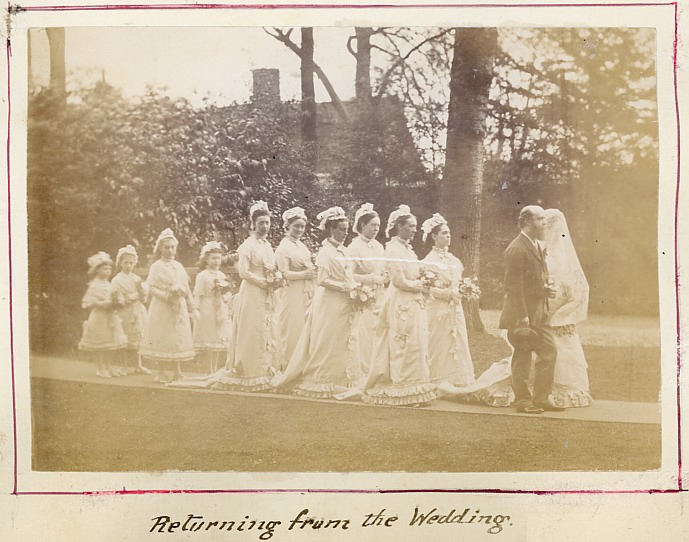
499;232;557;407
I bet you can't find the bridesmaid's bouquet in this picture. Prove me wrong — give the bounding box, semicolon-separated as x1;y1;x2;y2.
265;267;287;290
349;284;376;311
458;277;481;301
418;266;440;289
110;289;126;310
168;284;186;299
212;277;236;296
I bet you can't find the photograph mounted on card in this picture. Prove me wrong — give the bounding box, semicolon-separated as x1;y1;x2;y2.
5;2;680;496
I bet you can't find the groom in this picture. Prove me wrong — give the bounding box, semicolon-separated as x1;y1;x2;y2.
499;205;565;414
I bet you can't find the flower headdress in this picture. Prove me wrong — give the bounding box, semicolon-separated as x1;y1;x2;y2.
153;228;178;254
316;206;347;231
421;213;448;243
353;202;377;233
282;206;307;229
199;240;224;260
115;245;138;268
249;200;270;219
385;204;412;238
87;251;112;275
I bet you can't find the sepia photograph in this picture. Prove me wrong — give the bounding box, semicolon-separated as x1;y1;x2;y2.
3;1;689;540
22;21;665;477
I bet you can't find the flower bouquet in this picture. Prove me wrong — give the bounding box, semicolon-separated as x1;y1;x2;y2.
265;267;287;290
348;283;376;312
212;277;236;296
418;266;440;289
458;277;481;301
110;289;126;310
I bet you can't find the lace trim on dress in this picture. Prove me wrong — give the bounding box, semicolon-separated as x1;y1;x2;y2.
544;323;578;336
193;341;227;351
139;348;196;361
363;383;437;406
79;338;128;351
292;378;365;399
551;383;592;407
212;374;274;392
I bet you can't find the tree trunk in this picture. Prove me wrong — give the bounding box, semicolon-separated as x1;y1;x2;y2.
441;28;498;335
300;28;317;144
46;28;66;101
353;27;373;101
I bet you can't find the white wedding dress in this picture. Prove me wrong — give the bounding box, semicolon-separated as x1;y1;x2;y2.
439;209;592;408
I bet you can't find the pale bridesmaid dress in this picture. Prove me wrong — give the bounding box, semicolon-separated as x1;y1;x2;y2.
363;237;437;405
275;236;315;370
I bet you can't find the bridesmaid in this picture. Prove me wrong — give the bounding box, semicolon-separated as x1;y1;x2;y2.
421;213;475;390
363;205;436;407
347;202;386;377
216;201;281;391
140;229;198;383
273;206;362;398
275;207;316;370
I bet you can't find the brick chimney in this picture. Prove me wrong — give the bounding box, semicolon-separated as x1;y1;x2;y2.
252;68;281;105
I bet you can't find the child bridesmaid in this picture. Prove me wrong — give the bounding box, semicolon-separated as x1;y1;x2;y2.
78;251;128;377
111;245;151;374
140;228;199;383
193;241;232;374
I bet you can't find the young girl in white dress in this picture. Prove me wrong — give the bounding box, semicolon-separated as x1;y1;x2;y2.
215;201;282;391
78;252;128;377
363;205;437;407
111;245;150;374
193;241;232;375
140;229;199;383
421;213;475;389
347;203;386;377
273;206;363;398
275;207;316;370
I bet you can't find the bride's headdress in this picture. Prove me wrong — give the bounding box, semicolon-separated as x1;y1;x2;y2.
385;204;412;238
421;213;447;243
282;206;307;229
316;206;347;231
353;202;377;233
544;208;589;325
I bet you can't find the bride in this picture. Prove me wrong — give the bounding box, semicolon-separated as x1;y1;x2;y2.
543;208;592;407
439;208;592;408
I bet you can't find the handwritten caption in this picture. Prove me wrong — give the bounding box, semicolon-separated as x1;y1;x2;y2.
149;507;513;538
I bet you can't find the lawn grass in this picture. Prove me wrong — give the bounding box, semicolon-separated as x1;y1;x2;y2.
32;378;660;473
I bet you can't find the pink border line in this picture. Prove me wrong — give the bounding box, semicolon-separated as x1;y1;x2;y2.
5;1;683;496
672;0;683;491
7;1;680;12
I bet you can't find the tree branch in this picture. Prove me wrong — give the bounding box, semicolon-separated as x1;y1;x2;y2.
375;28;454;97
263;27;350;123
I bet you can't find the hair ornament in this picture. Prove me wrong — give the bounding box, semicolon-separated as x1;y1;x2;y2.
421;213;448;242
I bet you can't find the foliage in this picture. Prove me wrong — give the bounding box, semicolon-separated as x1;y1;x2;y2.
27;84;320;352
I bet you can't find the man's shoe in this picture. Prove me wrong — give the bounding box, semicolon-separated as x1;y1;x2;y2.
516;405;544;414
534;401;566;412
